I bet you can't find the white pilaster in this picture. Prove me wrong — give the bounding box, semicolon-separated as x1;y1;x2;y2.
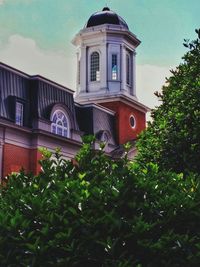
100;42;107;90
79;44;87;93
121;44;127;92
132;51;136;96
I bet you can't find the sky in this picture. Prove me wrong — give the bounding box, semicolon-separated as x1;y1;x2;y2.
0;0;199;115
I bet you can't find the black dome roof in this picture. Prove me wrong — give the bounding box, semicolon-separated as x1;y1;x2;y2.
86;7;129;29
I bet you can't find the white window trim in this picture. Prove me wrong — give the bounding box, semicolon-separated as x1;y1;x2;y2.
51;109;70;138
89;50;101;83
129;114;136;129
111;54;118;80
126;53;131;86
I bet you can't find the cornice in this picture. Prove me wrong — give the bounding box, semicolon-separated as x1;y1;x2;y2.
75;102;116;116
0;119;82;147
75;93;150;113
72;24;141;48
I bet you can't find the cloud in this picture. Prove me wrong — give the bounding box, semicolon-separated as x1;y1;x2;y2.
137;64;172;109
0;34;76;89
0;34;173;120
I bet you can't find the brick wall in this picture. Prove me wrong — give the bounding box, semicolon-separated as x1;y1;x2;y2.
3;143;42;177
101;101;146;144
30;149;42;175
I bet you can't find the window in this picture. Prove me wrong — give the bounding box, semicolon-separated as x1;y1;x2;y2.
90;52;100;81
112;54;117;80
129;115;136;129
126;53;131;85
15;102;23;126
51;110;69;137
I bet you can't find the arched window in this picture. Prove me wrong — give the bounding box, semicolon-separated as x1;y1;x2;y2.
112;54;118;80
90;52;100;81
126;53;131;85
51;110;69;137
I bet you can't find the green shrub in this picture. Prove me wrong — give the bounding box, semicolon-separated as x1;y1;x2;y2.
0;137;199;266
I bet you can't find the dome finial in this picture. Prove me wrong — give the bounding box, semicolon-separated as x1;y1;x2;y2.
102;6;110;11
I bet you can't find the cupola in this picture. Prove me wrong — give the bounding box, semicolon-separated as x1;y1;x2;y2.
72;7;149;144
72;7;141;102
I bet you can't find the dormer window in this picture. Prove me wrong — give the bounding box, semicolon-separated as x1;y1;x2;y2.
90;52;100;81
112;54;117;80
15;102;23;126
51;110;69;137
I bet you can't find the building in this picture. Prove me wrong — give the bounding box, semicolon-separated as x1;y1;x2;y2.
0;7;149;178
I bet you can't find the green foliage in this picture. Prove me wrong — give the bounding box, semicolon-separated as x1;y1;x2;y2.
0;137;200;266
137;29;200;174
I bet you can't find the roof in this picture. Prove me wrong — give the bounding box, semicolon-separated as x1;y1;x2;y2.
85;7;129;29
0;62;73;94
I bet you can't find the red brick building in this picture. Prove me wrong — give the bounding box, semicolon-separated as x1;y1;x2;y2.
0;7;149;178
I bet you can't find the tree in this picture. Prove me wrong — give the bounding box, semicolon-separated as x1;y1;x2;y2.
136;29;200;174
0;137;199;266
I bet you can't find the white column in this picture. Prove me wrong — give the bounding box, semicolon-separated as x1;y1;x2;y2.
76;51;80;92
100;42;107;90
132;51;136;96
121;45;127;92
79;44;87;93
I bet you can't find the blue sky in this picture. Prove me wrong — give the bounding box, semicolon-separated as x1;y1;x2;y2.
0;0;199;111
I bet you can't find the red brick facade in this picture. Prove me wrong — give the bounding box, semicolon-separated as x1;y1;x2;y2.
101;101;146;144
30;149;43;175
3;144;42;178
